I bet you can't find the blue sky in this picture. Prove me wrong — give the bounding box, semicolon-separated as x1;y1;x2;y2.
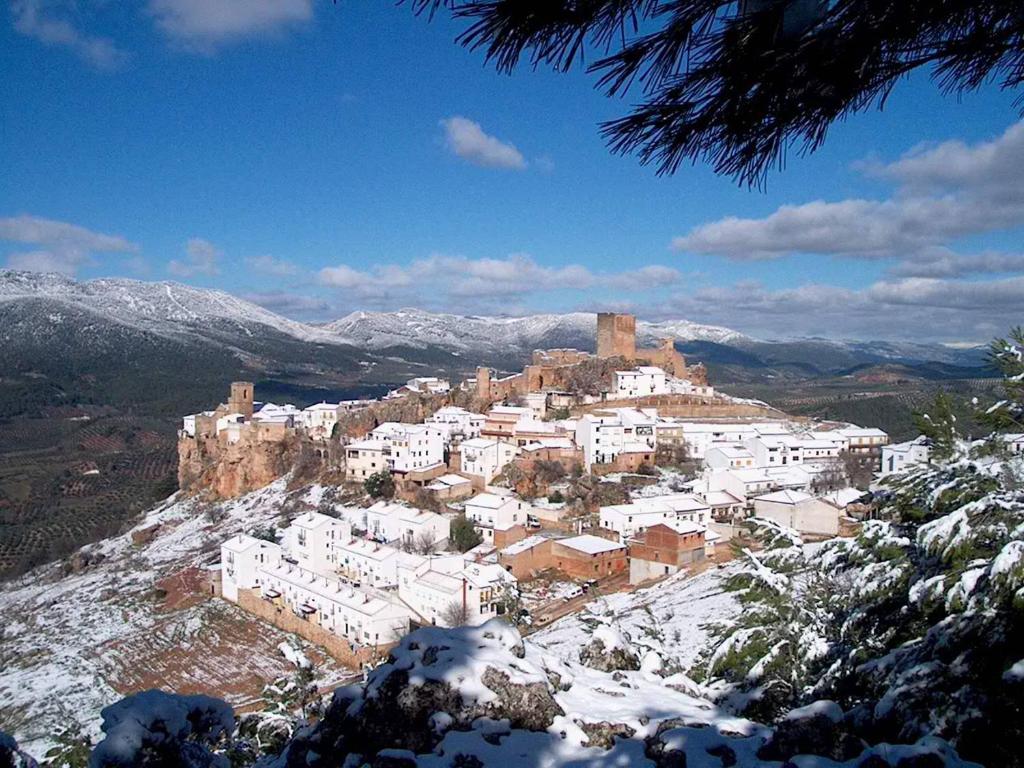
1;1;1023;342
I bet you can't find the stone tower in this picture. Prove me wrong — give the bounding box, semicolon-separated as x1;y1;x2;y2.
229;381;254;419
596;313;636;360
475;366;491;401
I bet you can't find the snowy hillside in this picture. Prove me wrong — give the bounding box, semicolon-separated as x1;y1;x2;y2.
0;480;352;759
326;308;749;354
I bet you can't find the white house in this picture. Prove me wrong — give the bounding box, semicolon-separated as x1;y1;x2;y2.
880;436;932;476
704;444;756;470
459;437;518;482
576;409;657;470
302;403;342;440
397;556;515;627
599;493;711;542
253;403;300;427
426;406;485;441
752;489;841;537
363;500;450;547
464;492;528;543
676;422;768;459
345;438;389;481
285;511;352;574
369;423;445;474
259;562;411;646
838;426;889;454
613;366;668;398
705;467;775;504
333;538;401;587
744;434;806;467
221;534;282;602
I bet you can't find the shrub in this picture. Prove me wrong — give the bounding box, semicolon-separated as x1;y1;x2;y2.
364;471;395;500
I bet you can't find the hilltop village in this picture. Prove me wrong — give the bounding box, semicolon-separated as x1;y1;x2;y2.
179;313;902;664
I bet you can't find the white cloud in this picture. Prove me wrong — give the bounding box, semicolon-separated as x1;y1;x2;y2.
148;0;312;53
318;253;681;310
242;290;330;319
889;249;1024;278
245;254;298;276
168;237;221;277
440;117;527;170
656;276;1024;342
11;0;129;70
673;121;1024;263
0;214;138;274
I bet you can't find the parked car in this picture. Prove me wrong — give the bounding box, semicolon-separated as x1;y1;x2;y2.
563;585;583;601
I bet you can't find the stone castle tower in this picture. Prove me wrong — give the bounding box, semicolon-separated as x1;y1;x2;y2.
596;313;637;360
228;381;254;419
475;366;491;401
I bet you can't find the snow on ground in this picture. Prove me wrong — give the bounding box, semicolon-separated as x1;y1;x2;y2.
530;565;741;674
0;481;342;757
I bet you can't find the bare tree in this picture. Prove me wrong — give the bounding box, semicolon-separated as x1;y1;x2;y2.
413;529;437;555
441;600;471;627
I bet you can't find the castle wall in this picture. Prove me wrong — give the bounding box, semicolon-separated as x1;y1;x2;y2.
597;313;636;360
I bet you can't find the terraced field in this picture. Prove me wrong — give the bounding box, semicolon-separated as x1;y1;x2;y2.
0;409;177;578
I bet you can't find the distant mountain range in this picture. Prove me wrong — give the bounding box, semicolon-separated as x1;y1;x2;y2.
0;270;995;419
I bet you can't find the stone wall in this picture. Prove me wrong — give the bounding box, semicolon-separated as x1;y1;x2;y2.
236;589;388;668
573;394;784;419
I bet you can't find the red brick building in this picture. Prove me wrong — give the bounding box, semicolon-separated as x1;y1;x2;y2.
551;535;627;579
628;521;706;584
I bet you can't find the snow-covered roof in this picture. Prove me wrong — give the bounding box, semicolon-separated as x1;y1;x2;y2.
708;445;753;458
557;534;626;555
754;489;813;505
303;402;340;412
263;564;403;616
466;492;515;510
658;519;706;536
520;437;576;452
822;488;867;507
347;438;388;450
222;533;265;554
499;535;549;556
461;437;499;449
292;511;338;530
838;426;888;438
335;538;400;561
702;490;742;507
426;473;472;489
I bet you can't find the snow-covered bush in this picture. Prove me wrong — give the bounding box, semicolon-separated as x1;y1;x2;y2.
88;690;234;768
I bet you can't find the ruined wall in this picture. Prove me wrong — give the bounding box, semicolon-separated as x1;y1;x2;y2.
236;589;388;667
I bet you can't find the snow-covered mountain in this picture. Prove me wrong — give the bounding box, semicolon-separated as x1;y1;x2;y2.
0;270;342;346
325;308;748;356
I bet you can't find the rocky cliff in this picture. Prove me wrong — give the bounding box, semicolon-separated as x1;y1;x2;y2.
177;433;305;499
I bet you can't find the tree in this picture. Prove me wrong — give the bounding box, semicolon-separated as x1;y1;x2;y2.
441;599;471;627
810;460;846;493
363;471;395;500
411;0;1024;185
980;326;1024;434
913;391;959;462
840;449;875;490
450;513;483;552
413;529;438;555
